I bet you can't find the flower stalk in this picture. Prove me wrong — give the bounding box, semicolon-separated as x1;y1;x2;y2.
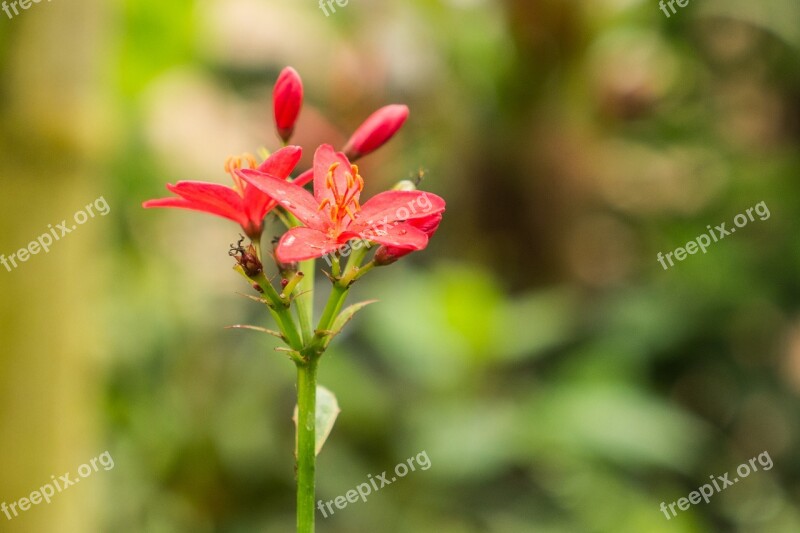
143;65;446;533
295;357;318;533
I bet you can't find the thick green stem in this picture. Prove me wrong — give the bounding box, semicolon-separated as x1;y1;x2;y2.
296;359;318;533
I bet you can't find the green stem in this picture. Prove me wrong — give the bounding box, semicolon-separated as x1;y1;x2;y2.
337;243;371;287
296;358;318;533
315;284;349;339
244;269;304;351
282;213;315;344
349;260;375;283
274;209;293;229
295;260;315;343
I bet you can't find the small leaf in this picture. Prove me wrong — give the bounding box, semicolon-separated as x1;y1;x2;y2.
293;385;341;456
321;300;378;349
237;292;269;305
225;324;283;339
275;347;304;364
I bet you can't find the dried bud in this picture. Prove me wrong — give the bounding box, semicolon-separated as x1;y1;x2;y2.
343;104;409;160
273;67;303;143
374;245;400;266
230;239;263;277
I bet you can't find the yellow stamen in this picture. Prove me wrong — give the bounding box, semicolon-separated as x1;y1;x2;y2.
224;153;258;194
321;161;363;229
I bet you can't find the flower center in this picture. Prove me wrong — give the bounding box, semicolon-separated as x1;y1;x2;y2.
318;162;364;229
224;153;258;195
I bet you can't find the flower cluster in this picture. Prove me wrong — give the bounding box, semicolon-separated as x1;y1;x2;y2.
144;66;445;268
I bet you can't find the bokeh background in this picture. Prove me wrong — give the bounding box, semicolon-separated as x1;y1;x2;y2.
1;0;799;531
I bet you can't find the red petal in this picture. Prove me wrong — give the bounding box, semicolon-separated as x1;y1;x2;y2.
246;146;303;222
142;196;237;217
342;222;429;250
257;145;302;177
352;190;445;228
313;144;358;208
144;182;247;226
238;169;328;229
292;168;313;187
408;213;443;236
275;227;341;263
242;188;277;227
378;214;443;262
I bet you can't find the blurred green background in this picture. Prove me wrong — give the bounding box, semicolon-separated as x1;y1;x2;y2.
1;0;799;531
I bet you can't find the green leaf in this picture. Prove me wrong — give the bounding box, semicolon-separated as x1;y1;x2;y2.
320;300;378;349
293;385;340;456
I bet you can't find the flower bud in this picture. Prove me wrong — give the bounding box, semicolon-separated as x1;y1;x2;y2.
373;245;401;266
343;104;409;160
273;67;303;143
392;180;417;191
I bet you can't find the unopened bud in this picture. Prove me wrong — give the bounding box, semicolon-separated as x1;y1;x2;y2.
273;67;303;143
343;104;409;160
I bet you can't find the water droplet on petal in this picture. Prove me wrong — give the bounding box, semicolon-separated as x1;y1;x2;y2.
284;235;296;246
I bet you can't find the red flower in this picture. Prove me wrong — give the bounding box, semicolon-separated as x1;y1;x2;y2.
374;213;442;265
143;146;310;239
273;67;304;143
238;144;446;263
343;105;409;160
